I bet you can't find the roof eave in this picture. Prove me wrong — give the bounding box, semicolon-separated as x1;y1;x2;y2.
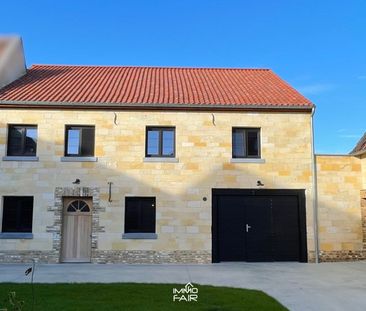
350;149;366;157
0;100;314;112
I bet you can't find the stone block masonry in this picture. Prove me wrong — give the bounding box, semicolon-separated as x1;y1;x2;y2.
316;156;366;261
92;250;211;264
361;190;366;249
1;109;362;263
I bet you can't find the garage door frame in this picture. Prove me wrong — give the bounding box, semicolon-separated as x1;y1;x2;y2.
212;189;307;263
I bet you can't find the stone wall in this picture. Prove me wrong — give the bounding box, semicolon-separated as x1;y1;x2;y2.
316;155;365;261
0;251;57;263
361;190;366;250
360;154;366;188
360;155;366;251
0;109;314;263
92;250;211;264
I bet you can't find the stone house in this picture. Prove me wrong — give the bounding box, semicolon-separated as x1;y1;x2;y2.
0;37;365;263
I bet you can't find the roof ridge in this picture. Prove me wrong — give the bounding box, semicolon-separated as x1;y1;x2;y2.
30;64;271;71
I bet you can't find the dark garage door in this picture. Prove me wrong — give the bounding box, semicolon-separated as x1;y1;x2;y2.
212;189;307;262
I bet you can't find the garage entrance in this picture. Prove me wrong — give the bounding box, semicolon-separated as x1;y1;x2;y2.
212;189;307;262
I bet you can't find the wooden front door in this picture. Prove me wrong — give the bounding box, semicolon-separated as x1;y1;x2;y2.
61;197;92;263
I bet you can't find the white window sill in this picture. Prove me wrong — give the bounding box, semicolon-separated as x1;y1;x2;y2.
0;233;33;239
122;233;158;239
230;158;265;163
143;157;179;163
61;157;98;162
2;156;39;161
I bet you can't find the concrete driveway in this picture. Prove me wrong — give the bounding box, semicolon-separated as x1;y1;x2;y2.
0;261;365;311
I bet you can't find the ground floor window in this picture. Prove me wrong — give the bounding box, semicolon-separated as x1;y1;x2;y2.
124;197;156;233
1;196;33;232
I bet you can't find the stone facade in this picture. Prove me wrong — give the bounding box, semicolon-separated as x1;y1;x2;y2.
0;109;316;263
2;109;366;263
316;155;366;261
361;155;366;252
361;190;366;249
360;154;366;187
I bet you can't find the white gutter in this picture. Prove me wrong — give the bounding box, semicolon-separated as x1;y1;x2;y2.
311;106;320;263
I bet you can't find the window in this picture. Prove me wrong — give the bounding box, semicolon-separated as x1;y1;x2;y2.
125;197;156;233
2;196;33;233
232;128;260;158
65;125;95;157
66;200;90;212
146;127;175;157
7;125;37;156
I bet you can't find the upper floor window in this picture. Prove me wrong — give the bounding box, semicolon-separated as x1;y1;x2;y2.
65;125;95;157
232;128;261;158
146;127;175;157
7;125;37;156
125;197;156;233
2;196;33;233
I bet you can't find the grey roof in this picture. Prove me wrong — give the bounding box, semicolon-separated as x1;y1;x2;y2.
350;132;366;155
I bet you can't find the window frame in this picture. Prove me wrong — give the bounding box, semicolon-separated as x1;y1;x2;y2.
145;126;176;158
232;127;261;159
1;196;34;233
124;197;156;234
7;124;38;157
64;125;95;157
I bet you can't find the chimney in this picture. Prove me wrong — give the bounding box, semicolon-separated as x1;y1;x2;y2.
0;35;26;88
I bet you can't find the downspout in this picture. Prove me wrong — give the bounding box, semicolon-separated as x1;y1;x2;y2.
311;106;320;263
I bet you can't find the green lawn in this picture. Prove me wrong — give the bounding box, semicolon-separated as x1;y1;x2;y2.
0;283;288;311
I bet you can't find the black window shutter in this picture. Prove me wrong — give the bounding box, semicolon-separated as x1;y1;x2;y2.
247;130;259;157
81;127;95;156
140;199;156;233
125;197;156;233
125;198;140;233
7;127;23;156
2;197;33;233
2;198;17;232
21;198;34;232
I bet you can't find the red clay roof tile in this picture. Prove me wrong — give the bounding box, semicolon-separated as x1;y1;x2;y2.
0;65;313;109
